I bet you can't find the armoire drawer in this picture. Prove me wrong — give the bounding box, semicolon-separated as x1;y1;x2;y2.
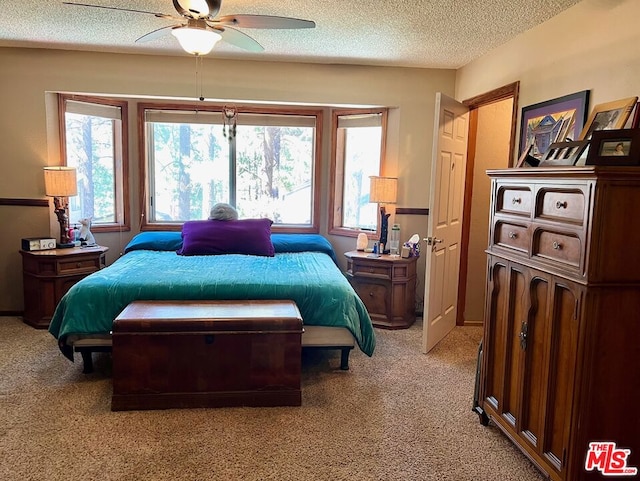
532;228;582;267
535;187;587;226
493;221;530;253
496;185;533;217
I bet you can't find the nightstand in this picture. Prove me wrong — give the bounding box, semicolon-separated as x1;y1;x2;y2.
344;250;417;329
20;246;108;328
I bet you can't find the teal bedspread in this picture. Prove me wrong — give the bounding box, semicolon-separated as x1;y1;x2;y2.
49;250;375;358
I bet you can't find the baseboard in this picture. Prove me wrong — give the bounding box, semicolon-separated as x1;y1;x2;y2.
0;310;23;317
464;319;483;327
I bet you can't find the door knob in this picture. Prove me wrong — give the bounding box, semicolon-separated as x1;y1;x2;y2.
423;237;443;251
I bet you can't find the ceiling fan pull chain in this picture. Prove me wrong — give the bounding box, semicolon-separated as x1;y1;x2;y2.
195;55;205;101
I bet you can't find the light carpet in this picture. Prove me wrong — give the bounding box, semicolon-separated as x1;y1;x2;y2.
0;317;544;480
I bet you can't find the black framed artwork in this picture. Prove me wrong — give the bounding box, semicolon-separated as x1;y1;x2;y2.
519;90;590;161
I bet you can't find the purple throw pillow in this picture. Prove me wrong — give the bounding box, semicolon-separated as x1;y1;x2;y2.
177;218;275;257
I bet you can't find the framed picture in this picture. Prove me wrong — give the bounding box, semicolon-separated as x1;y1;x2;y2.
539;140;590;167
519;90;590;161
515;143;539;168
585;129;640;166
579;97;638;140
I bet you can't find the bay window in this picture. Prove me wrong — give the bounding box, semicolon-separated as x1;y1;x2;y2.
141;104;321;231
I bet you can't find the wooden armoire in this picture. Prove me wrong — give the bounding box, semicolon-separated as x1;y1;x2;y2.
476;167;640;481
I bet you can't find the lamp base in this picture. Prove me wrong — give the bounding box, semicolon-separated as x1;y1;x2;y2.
379;206;391;255
56;242;75;249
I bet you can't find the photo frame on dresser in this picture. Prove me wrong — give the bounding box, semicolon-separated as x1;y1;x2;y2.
579;96;638;140
539;140;590;166
585;129;640;166
515;143;539;167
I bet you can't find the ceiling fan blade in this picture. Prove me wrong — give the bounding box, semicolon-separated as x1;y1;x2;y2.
135;25;179;43
62;2;179;20
216;15;316;29
210;26;264;52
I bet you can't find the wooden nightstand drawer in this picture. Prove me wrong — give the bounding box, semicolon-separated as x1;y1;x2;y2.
58;257;101;274
351;281;389;318
350;260;392;279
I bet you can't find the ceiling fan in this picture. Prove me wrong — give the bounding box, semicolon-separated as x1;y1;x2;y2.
63;0;316;55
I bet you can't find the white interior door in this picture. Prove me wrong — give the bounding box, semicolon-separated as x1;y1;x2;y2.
422;93;469;353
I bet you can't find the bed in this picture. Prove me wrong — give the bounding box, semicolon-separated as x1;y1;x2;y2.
49;230;376;372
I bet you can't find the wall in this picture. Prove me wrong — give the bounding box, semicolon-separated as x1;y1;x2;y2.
457;0;640;136
455;0;640;324
0;47;455;311
463;99;513;323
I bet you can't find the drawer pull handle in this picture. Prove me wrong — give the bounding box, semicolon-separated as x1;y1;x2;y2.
76;262;82;268
556;201;568;209
512;197;522;205
508;231;517;239
552;241;562;250
519;322;528;350
369;292;374;297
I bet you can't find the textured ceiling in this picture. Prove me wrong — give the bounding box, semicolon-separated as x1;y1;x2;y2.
0;0;583;69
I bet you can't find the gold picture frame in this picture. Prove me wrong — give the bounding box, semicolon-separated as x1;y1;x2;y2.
579;96;638;140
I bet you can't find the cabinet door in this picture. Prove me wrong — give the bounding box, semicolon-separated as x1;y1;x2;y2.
351;279;389;322
519;271;551;450
482;256;529;429
482;257;583;478
539;277;582;476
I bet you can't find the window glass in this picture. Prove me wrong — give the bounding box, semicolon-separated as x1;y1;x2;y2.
143;107;318;228
341;124;382;230
61;96;127;230
331;110;387;234
235;117;314;225
148;121;229;222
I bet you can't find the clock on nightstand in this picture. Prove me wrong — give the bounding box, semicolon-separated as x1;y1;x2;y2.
20;245;108;328
21;237;57;251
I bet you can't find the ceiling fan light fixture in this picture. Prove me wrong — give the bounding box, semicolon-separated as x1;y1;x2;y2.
171;26;222;55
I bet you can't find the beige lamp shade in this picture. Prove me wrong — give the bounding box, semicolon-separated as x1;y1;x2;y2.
369;176;397;204
44;166;77;197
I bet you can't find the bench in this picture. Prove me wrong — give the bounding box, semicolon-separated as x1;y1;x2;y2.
73;321;355;374
111;300;303;411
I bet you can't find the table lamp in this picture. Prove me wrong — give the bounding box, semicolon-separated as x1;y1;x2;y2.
44;166;78;248
369;176;397;254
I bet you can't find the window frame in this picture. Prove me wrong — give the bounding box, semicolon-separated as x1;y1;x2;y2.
138;102;322;233
328;108;388;238
58;93;130;232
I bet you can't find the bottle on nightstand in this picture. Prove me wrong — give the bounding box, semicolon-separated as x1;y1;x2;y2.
390;224;400;255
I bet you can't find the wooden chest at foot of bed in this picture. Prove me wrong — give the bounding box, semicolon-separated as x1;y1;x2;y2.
111;300;303;411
